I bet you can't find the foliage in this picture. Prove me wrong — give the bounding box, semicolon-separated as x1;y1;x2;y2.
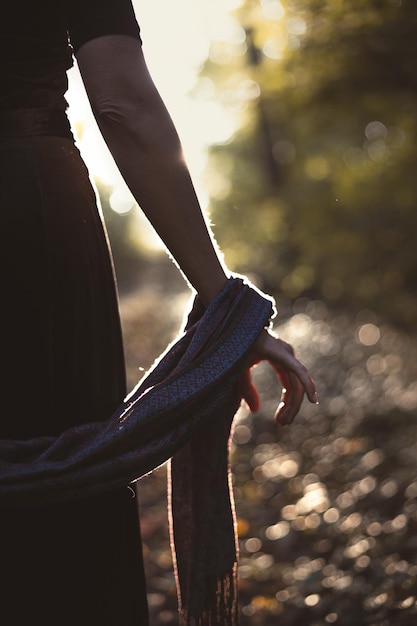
202;0;417;329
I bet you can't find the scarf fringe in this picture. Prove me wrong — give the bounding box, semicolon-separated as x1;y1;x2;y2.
178;568;239;626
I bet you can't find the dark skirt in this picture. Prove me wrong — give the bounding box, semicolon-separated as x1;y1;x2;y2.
0;130;149;625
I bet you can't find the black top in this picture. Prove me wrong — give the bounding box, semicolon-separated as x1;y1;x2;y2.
0;0;141;110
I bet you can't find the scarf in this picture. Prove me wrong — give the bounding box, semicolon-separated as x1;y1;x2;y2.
0;276;275;624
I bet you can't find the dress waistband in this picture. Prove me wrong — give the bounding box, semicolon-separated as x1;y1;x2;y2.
0;108;73;139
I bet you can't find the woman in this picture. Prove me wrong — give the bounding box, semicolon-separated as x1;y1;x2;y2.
0;1;317;624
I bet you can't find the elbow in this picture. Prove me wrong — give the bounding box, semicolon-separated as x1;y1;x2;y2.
89;93;179;154
92;98;136;130
91;97;163;149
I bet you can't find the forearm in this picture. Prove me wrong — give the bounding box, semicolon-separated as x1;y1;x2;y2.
97;102;228;304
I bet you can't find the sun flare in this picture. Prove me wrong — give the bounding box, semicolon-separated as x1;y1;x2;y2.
66;0;238;252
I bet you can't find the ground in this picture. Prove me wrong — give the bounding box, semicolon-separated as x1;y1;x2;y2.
119;267;417;626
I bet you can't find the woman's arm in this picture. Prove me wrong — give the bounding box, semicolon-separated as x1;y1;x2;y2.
75;34;318;418
76;35;228;306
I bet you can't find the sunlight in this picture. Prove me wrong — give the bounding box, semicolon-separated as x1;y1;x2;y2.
66;0;239;251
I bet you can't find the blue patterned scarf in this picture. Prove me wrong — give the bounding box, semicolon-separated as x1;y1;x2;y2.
0;276;275;624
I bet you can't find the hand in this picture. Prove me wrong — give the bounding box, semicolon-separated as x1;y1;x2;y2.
238;329;318;426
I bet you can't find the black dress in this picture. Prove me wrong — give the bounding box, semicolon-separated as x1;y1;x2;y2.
0;2;149;624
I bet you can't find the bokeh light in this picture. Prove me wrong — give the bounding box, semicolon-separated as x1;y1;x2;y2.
65;0;242;256
229;295;417;624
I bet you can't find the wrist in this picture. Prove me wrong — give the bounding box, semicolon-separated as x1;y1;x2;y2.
198;275;229;308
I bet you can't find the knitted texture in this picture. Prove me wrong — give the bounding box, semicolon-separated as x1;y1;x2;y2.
0;276;275;624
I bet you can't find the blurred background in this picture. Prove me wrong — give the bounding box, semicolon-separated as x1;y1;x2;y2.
67;0;417;624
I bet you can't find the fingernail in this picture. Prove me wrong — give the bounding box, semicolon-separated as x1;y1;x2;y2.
313;392;319;404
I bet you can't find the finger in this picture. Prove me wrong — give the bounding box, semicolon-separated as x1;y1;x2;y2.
254;332;318;404
274;369;305;425
270;349;318;405
238;369;260;413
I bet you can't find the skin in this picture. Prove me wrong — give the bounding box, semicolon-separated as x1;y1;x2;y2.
75;35;318;425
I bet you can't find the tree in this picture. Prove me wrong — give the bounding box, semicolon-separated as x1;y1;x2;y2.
202;0;417;328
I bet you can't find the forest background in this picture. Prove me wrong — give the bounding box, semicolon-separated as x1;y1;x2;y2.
68;1;417;624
